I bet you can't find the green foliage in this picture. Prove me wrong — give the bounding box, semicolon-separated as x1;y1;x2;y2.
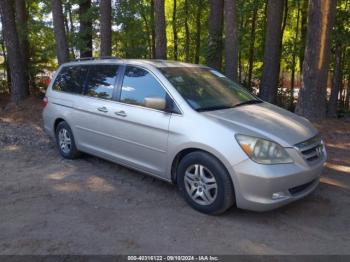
329;0;350;70
0;0;349;109
114;0;151;58
236;0;265;83
165;0;209;63
27;1;56;72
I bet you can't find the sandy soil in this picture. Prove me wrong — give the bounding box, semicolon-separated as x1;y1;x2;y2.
0;97;349;255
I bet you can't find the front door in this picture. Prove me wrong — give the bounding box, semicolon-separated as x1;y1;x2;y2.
105;65;172;177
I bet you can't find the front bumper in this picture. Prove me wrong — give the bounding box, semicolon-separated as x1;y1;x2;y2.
231;153;325;212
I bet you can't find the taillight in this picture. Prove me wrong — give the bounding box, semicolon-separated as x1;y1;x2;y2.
42;96;48;108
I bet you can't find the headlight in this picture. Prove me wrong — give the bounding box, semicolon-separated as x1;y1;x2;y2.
235;134;293;164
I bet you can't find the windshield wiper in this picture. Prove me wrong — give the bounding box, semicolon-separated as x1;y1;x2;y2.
197;105;233;112
232;99;263;108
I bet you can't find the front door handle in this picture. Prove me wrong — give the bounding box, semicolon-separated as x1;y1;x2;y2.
97;106;108;113
115;110;127;117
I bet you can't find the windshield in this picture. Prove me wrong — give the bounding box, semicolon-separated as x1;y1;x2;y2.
158;67;259;111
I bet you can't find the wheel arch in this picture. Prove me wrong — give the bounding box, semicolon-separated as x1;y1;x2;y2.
54;117;66;132
170;146;235;188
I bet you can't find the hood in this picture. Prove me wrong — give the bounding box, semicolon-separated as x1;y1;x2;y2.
202;102;318;147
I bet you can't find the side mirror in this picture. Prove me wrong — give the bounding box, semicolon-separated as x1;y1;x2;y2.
144;97;166;111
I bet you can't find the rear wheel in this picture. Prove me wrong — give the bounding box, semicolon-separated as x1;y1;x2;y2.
55;121;81;159
177;151;235;215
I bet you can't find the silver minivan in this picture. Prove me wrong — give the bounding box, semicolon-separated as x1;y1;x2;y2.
43;58;327;214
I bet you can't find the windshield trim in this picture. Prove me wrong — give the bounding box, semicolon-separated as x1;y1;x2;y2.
197;99;264;112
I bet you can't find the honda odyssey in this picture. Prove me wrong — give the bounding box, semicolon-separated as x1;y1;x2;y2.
43;58;327;214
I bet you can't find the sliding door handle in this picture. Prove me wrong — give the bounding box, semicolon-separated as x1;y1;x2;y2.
97;106;108;113
115;110;127;117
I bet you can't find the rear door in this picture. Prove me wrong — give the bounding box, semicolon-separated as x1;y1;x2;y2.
48;65;88;135
72;64;122;153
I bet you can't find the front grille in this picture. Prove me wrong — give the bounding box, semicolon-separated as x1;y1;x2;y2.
295;135;324;163
289;179;315;195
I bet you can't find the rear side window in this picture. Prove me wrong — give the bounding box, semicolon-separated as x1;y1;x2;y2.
84;65;119;100
52;66;88;94
120;66;166;108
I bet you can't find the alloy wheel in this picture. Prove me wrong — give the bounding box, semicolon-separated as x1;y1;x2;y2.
58;128;71;154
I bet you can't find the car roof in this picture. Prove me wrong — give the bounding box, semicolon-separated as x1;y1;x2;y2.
61;58;205;69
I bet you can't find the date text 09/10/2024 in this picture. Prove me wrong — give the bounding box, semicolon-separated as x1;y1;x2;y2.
127;255;219;261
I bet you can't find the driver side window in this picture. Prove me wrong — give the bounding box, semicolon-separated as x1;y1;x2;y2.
120;66;167;109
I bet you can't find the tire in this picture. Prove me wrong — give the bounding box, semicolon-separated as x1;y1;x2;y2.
177;151;235;215
55;121;81;159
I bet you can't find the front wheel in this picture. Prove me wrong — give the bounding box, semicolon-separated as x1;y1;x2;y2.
177;151;235;215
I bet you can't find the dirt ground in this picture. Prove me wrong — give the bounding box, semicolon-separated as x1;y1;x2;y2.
0;97;350;255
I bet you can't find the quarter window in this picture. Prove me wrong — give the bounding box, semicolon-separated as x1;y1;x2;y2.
52;66;88;94
120;66;167;108
84;65;119;99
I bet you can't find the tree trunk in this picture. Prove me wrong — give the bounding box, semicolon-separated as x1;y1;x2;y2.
0;0;29;103
224;0;238;81
279;0;288;93
64;1;76;59
100;0;112;57
184;0;190;62
51;0;70;64
238;49;242;83
339;51;346;108
299;0;308;72
64;12;69;43
79;0;93;58
345;76;350;111
281;0;288;41
194;0;201;64
140;7;152;59
295;0;336;119
153;0;167;59
247;3;258;91
0;26;11;92
66;1;75;35
172;0;178;60
238;13;244;83
327;42;343;117
206;0;224;71
290;1;301;110
259;0;285;103
15;0;30;92
150;0;156;59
